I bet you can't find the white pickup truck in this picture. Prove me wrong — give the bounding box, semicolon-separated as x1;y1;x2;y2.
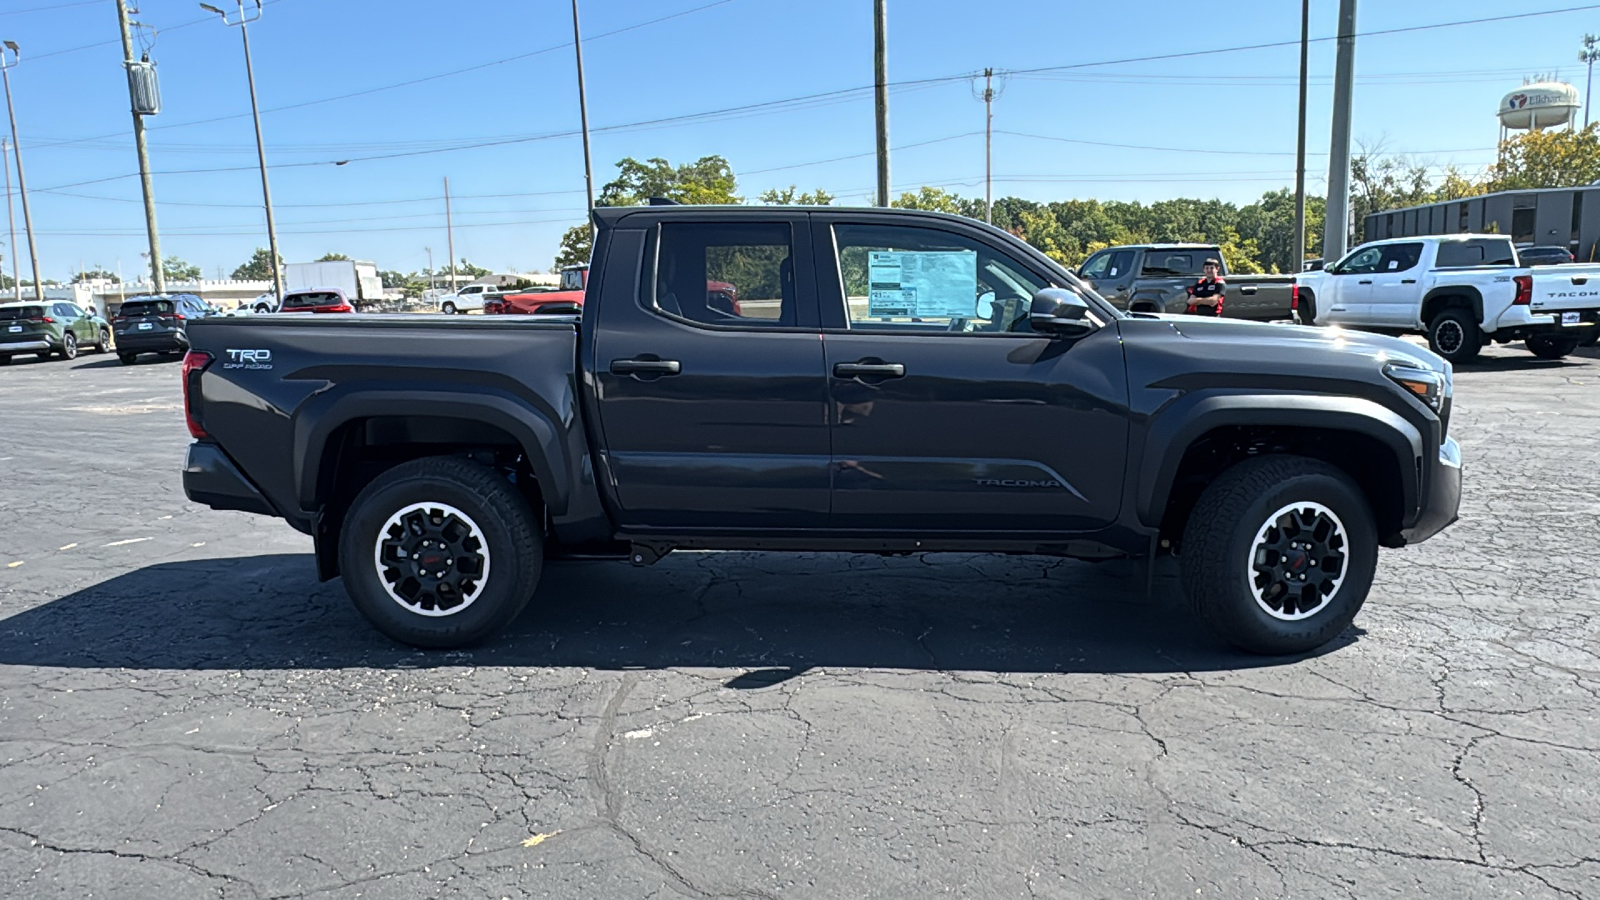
1296;234;1600;362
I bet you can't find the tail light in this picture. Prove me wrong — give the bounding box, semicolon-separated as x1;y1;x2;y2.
1513;274;1532;305
28;317;54;324
1291;282;1300;310
181;350;214;439
317;303;353;313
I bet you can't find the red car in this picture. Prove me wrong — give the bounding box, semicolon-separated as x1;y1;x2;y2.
485;265;588;316
280;289;355;314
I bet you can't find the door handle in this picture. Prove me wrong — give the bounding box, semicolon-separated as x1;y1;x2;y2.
833;361;906;379
610;357;681;376
1402;278;1416;284
1239;285;1258;295
1573;277;1589;285
1358;279;1373;285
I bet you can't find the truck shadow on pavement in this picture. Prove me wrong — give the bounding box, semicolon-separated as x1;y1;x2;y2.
0;552;1358;680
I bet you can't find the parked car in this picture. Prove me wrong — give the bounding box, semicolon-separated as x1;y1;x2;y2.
484;265;589;315
112;293;213;364
249;292;279;314
1517;245;1575;267
1295;234;1600;362
182;205;1461;657
0;300;111;364
438;283;497;314
1074;243;1297;320
280;288;356;314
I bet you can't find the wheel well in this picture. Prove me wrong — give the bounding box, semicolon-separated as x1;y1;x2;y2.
312;415;547;577
1420;291;1480;326
1130;300;1162;313
1160;425;1405;547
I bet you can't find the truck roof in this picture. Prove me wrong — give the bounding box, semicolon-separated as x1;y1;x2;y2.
593;205;1010;229
1355;233;1511;248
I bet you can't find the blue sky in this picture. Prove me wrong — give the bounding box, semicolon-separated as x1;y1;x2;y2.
0;0;1594;282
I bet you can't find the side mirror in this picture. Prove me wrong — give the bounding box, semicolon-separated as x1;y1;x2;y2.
1029;288;1094;337
975;290;996;319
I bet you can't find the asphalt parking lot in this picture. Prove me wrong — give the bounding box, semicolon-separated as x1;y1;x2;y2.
1;342;1598;899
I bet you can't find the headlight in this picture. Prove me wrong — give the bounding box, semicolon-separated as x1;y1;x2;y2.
1384;362;1446;411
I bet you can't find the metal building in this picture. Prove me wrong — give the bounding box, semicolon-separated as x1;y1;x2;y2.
1363;186;1600;261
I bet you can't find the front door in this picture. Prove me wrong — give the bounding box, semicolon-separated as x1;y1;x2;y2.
592;216;831;531
813;216;1130;533
1322;245;1383;324
1365;242;1425;327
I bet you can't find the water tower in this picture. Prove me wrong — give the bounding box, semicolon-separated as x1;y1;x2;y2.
1498;80;1580;141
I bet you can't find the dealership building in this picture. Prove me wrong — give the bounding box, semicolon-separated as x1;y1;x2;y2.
1364;186;1600;261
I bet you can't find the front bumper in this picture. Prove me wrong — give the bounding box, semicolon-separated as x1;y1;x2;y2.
1398;437;1462;545
183;442;276;517
0;339;51;355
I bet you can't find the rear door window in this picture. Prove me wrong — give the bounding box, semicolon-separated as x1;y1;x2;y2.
1377;243;1424;272
1435;239;1517;268
1140;251;1208;277
650;222;796;327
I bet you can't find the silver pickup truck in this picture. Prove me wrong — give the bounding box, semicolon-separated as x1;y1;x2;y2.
1075;243;1297;320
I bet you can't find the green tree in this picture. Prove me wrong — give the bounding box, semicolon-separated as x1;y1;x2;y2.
890;186;980;217
1487;124;1600;190
599;155;741;206
759;185;834;205
316;252;351;262
554;225;591;270
162;255;202;282
71;268;119;284
379;270;409;289
450;259;491;278
232;247;282;281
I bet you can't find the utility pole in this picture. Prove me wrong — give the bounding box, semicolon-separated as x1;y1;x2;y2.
1322;0;1358;264
444;177;455;292
978;67;997;224
2;136;17;301
1582;35;1599;128
873;0;890;207
115;0;164;293
1;42;43;304
425;246;434;293
201;2;282;303
1292;0;1310;272
570;0;596;233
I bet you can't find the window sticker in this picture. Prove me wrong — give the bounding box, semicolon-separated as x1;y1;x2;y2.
866;250;978;318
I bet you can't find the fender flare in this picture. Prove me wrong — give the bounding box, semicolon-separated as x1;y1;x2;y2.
1136;393;1424;529
292;387;569;515
1420;286;1484;330
1128;291;1173;313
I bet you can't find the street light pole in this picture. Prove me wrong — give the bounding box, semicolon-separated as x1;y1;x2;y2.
2;136;18;301
1581;35;1599;129
201;1;282;304
1;42;43;304
115;0;164;293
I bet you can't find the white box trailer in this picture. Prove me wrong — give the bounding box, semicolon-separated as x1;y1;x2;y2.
282;260;383;309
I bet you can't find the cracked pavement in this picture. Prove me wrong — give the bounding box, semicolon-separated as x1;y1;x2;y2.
1;344;1597;898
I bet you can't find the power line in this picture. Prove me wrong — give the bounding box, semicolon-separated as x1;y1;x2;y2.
997;130;1497;158
0;0;101;16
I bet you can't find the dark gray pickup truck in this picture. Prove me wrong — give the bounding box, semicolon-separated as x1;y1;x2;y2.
1077;243;1298;320
182;206;1461;656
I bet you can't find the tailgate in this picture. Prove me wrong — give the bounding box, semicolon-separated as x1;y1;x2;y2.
1529;265;1600;312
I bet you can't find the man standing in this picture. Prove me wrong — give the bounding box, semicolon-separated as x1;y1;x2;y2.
1185;258;1226;317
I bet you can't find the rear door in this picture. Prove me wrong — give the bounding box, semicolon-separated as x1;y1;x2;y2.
591;213;831;531
813;214;1130;533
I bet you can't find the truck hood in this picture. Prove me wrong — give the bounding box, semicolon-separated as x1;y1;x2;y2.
1140;314;1450;375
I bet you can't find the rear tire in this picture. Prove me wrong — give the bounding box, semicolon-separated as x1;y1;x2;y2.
1581;329;1599;348
338;456;542;648
1427;308;1481;364
1526;336;1580;359
1180;455;1378;656
118;353;137;365
58;332;78;360
0;354;10;365
1296;291;1318;326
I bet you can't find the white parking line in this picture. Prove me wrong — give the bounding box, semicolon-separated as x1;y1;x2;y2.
104;538;152;547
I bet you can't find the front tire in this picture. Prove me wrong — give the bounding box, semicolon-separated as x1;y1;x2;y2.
1527;335;1580;359
95;329;110;353
1427;308;1481;364
1180;455;1378;655
441;301;458;315
338;456;543;648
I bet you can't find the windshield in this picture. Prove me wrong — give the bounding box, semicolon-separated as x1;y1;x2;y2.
0;306;45;320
